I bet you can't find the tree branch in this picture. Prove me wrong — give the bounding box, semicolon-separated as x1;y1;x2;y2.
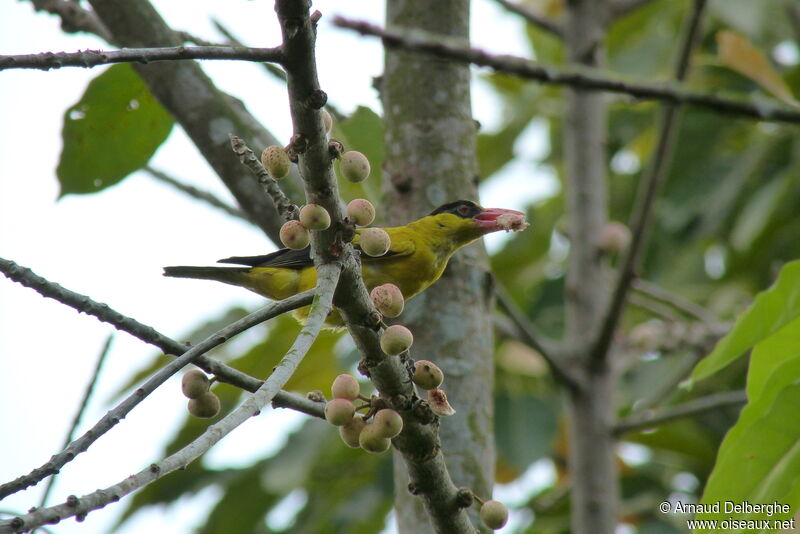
492;0;563;38
614;390;747;435
0;45;283;71
0;257;323;499
144;166;250;222
274;2;478;531
0;264;315;499
0;265;340;533
590;0;708;367
331;16;800;124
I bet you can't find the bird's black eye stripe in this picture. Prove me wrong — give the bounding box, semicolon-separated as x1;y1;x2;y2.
429;200;481;218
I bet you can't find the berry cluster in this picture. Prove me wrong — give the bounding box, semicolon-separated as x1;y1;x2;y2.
181;369;220;418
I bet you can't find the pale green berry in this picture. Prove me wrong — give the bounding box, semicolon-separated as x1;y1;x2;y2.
340;151;370;182
380;324;413;355
359;228;391;257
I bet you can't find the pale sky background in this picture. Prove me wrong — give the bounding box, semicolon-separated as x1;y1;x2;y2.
0;2;557;533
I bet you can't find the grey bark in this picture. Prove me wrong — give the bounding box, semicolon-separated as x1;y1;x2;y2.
381;1;494;532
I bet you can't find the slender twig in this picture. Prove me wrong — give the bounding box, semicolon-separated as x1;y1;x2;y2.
495;284;579;390
144;166;250;222
29;0;112;41
631;278;717;324
0;268;314;501
591;0;708;367
614;389;747;435
492;0;563;38
0;45;284;71
230;135;299;222
0;265;340;533
36;335;113;511
331;16;800;124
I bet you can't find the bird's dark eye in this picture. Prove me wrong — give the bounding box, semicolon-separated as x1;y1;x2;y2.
457;205;470;216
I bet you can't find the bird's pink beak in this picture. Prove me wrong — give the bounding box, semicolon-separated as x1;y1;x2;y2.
472;208;530;233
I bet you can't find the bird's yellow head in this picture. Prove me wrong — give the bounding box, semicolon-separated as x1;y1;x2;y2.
415;200;530;248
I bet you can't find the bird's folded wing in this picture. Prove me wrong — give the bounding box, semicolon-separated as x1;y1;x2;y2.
217;235;415;270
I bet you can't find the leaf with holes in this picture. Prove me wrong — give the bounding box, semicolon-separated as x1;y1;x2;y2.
57;63;174;197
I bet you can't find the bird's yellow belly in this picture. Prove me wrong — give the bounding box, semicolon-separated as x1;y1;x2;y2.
244;254;445;327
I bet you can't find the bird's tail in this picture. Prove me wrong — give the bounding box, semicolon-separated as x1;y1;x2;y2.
163;265;249;285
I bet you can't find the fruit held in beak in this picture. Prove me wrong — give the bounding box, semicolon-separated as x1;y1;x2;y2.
473;208;529;233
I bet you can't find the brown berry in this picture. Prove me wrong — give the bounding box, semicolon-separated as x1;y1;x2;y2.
346;198;376;226
324;398;355;426
380;324;413;355
480;500;509;530
359;228;391;257
373;409;403;439
413;360;444;390
187;392;221;418
299;204;331;230
340;151;370;182
261;145;291;179
280;220;310;250
370;283;404;318
181;369;210;399
331;374;360;401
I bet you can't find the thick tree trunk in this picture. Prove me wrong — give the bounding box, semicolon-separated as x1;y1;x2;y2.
381;1;494;532
563;1;618;533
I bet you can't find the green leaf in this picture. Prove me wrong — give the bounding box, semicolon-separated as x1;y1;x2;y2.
57;63;174;196
697;381;800;531
688;260;800;385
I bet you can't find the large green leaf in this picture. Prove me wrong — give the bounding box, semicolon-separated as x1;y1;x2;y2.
57;63;174;196
696;382;800;532
688;260;800;385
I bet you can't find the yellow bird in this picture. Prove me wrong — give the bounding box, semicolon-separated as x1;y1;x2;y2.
163;200;528;323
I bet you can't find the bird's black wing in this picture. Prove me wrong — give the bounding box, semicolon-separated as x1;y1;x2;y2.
219;243;405;270
217;248;312;270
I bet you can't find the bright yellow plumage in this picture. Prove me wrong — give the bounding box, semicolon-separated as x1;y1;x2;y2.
163;200;528;324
